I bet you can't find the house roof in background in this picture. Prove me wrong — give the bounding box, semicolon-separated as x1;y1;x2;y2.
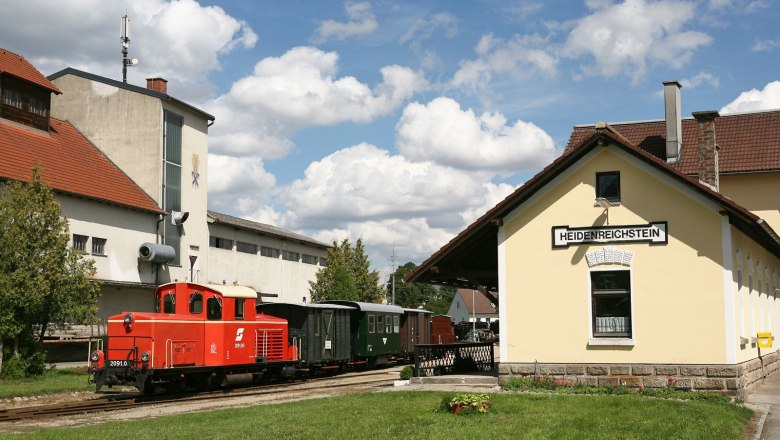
0;117;162;213
457;289;497;315
566;109;780;175
207;210;330;249
0;48;61;94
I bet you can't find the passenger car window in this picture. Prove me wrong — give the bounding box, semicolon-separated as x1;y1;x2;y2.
368;315;375;333
393;315;400;333
377;315;384;334
207;297;222;320
189;293;203;314
386;315;392;333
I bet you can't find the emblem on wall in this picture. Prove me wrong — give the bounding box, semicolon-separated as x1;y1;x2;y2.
192;154;200;189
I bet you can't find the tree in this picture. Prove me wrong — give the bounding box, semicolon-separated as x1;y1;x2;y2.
0;168;100;375
309;238;384;303
386;262;456;314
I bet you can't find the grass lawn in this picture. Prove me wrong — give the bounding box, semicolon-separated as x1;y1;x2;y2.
0;368;93;399
0;391;752;439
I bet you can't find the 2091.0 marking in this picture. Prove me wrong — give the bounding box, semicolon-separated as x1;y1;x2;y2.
108;360;130;367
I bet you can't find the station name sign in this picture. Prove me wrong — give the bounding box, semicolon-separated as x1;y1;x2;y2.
552;221;667;248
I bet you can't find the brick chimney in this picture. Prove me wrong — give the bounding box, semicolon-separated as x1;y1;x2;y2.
146;77;168;94
663;81;682;163
692;110;720;192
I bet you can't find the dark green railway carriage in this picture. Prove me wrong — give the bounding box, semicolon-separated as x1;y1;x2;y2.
323;301;404;366
257;303;352;370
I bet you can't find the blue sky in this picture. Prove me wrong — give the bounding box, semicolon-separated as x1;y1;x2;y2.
2;0;780;277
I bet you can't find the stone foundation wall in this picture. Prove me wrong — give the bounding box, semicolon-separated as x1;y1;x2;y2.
498;351;780;398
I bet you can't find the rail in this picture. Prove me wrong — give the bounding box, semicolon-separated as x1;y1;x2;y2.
413;342;494;377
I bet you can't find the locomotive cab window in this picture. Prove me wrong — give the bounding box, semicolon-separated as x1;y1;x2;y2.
368;315;375;333
207;297;222;320
235;298;245;320
189;292;203;314
163;291;176;314
377;315;384;334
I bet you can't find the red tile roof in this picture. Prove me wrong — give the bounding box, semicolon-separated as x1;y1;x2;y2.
566;110;780;174
0;117;162;213
0;48;61;94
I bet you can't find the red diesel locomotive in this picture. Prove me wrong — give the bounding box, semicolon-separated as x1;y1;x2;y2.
89;282;297;394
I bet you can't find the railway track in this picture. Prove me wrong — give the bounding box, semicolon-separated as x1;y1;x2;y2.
0;369;397;424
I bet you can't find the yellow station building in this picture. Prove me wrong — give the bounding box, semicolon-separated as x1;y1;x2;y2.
409;82;780;395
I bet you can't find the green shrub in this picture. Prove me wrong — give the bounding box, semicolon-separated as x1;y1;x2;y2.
24;351;47;377
1;356;27;380
400;366;414;380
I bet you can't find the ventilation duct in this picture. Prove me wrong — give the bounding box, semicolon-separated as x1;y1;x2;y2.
139;242;175;263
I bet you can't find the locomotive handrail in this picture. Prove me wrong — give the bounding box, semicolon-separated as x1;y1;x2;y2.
87;338;104;366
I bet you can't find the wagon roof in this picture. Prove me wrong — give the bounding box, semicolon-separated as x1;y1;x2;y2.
261;302;354;310
403;308;433;314
322;301;404;314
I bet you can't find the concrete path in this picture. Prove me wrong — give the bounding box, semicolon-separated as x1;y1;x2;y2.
746;373;780;439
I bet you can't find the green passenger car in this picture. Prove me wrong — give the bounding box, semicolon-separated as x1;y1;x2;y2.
257;303;352;371
323;301;404;366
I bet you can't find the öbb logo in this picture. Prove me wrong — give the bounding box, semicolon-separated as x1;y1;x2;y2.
235;328;245;342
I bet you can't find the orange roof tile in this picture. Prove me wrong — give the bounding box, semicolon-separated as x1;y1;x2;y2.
566;110;780;175
0;117;162;213
0;48;61;94
458;289;497;315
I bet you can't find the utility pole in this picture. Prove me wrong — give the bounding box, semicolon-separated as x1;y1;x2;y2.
390;245;396;305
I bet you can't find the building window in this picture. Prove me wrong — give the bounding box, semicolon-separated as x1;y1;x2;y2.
302;254;318;265
2;88;22;109
282;250;299;262
237;241;257;254
261;246;280;258
28;96;46;117
163;110;183;265
235;298;245;320
596;171;620;203
91;237;106;255
591;270;631;338
209;236;233;250
72;234;88;252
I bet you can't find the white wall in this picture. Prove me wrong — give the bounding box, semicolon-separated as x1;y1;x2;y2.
206;223;327;304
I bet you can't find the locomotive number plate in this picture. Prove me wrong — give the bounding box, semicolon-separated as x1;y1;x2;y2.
107;360;130;367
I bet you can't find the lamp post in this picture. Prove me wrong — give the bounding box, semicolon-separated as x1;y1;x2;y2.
472;289;476;341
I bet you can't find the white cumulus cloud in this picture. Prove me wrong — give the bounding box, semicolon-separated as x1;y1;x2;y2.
396;97;557;173
563;0;711;84
281;142;513;230
207;46;427;158
720;81;780;114
0;0;257;101
207;154;276;215
312;1;378;43
451;33;557;89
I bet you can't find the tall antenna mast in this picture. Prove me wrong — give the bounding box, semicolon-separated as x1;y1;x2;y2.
121;15;139;83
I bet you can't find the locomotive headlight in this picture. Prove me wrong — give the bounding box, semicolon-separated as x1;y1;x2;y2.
141;351;150;362
90;351;100;362
123;313;134;325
